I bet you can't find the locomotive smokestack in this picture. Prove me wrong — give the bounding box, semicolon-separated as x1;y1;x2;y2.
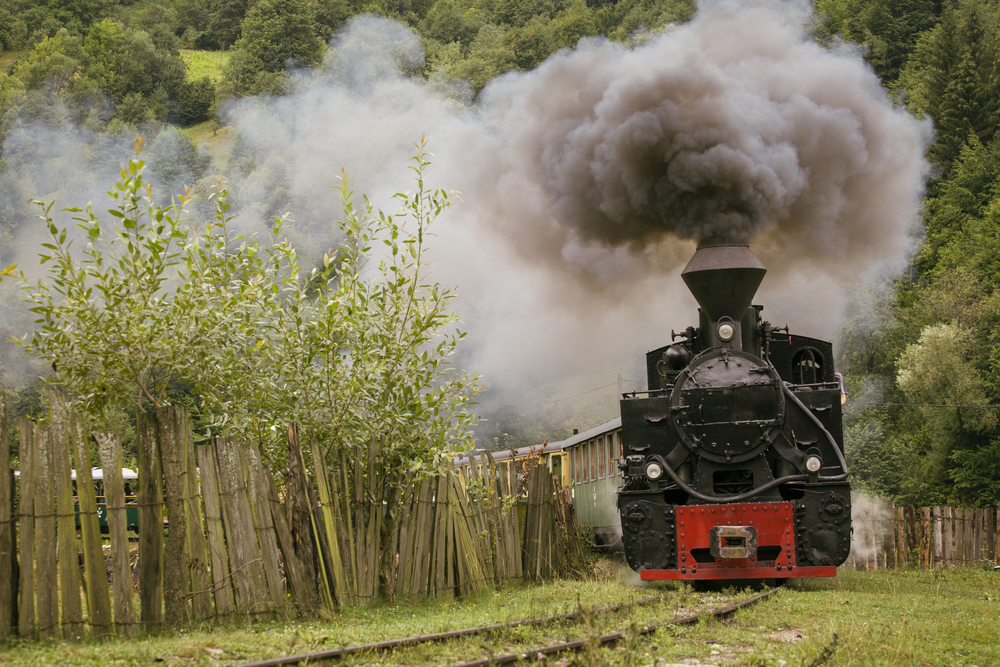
681;244;766;324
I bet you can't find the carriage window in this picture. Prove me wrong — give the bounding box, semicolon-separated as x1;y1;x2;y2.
609;432;618;476
598;436;605;478
591;441;597;480
792;347;824;384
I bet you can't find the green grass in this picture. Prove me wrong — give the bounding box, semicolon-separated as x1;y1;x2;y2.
1;565;997;666
183;119;233;165
1;50;19;73
0;564;688;666
180;50;232;83
631;567;1000;667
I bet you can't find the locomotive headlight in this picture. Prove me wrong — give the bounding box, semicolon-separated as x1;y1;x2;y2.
645;461;664;480
805;455;823;473
717;322;735;341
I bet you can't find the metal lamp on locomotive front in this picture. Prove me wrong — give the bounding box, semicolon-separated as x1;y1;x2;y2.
617;244;852;581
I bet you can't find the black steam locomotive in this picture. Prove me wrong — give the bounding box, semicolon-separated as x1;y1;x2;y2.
617;244;851;581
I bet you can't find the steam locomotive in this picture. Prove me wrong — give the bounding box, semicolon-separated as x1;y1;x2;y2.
617;244;851;581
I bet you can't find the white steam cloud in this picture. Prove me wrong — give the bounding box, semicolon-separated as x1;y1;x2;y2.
1;0;929;411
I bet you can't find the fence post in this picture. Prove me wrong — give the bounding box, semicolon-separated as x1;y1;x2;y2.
933;507;943;568
869;500;880;570
965;509;975;566
884;502;896;569
195;443;235;617
956;507;966;566
895;506;906;567
906;506;917;565
943;507;953;568
34;427;58;640
214;436;269;613
95;432;138;636
181;417;212;621
157;406;190;626
50;393;84;641
136;411;164;627
0;392;10;640
17;420;35;638
985;506;995;562
920;507;931;569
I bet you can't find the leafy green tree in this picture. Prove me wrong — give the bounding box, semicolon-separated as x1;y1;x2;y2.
220;0;324;98
447;24;516;90
146;126;211;190
596;0;694;42
47;0;109;35
897;322;997;498
11;29;90;92
0;74;25;110
177;77;216;126
219;49;288;98
237;0;324;71
84;19;184;103
504;19;551;70
547;0;596;48
312;0;353;40
206;0;248;49
175;0;213;47
422;0;482;48
111;0;183;52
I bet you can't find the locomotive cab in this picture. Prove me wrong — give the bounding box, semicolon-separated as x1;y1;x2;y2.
618;244;851;581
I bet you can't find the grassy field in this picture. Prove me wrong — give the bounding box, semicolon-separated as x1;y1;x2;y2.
184;119;234;164
1;50;19;72
0;563;997;666
180;49;232;83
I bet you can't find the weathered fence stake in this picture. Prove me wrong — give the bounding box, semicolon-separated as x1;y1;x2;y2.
932;507;942;569
137;412;164;626
74;419;114;639
196;443;235;617
17;420;35;638
96;432;138;636
34;425;58;640
0;392;11;639
50;393;84;641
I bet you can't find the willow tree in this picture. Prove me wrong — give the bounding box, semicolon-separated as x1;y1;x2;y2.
22;136;479;494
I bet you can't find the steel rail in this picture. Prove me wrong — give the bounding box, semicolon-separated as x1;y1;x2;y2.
231;593;673;667
449;586;780;667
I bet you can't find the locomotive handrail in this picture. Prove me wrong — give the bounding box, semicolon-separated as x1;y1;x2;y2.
622;388;669;398
780;381;849;477
789;381;840;390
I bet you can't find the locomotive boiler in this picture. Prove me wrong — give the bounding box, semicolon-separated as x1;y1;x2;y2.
617;244;851;581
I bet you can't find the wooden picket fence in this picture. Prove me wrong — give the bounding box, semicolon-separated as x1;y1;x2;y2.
842;496;1000;570
0;391;580;641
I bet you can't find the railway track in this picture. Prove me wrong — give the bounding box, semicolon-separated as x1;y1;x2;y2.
232;586;779;667
450;586;779;667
